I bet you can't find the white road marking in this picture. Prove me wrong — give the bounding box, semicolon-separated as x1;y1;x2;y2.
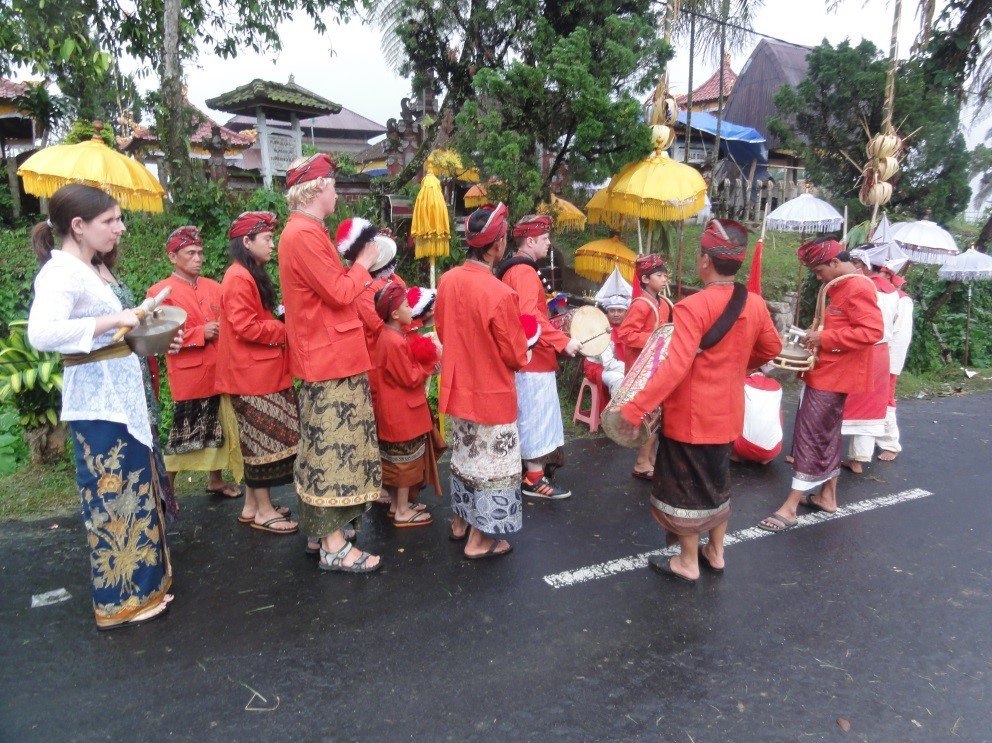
542;487;934;589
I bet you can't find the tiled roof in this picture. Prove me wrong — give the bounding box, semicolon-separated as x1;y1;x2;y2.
118;107;253;150
0;78;29;101
224;106;385;137
206;78;342;119
676;56;737;107
354;139;387;163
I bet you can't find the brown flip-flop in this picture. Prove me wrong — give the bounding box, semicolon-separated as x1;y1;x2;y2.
250;516;298;535
465;540;512;560
238;505;291;524
206;485;243;498
392;510;433;528
757;513;797;533
631;470;654;481
798;494;836;514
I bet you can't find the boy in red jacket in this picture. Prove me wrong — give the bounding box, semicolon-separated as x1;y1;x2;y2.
373;284;442;527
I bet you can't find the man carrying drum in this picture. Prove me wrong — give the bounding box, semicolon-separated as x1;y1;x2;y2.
759;238;883;532
497;214;581;500
620;219;781;584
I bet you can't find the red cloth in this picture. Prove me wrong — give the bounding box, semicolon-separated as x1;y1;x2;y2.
746;239;764;295
512;214;552;239
888;373;898;408
623;285;782;444
610;327;626;366
501;263;570;372
166;226;200;255
228;211;278;239
285;153;335;186
146;275;223;402
700;218;747;261
842;343;890;421
214;263;290;396
798;237;843;268
615;294;671;373
801;275;884;394
277;212;373;382
435;261;529;424
374;326;434;442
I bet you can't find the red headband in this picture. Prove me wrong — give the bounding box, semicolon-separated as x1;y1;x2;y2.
700;218;748;262
228;211;278;240
166;226;201;254
375;283;407;321
465;203;509;249
635;254;667;280
285;153;336;188
798;237;844;268
512;214;553;240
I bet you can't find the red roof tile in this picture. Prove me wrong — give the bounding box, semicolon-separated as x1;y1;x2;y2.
0;78;29;101
676;56;737;108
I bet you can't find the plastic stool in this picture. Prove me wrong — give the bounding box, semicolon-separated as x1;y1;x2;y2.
573;377;602;432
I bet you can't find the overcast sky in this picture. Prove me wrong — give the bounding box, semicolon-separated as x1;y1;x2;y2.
181;0;946;134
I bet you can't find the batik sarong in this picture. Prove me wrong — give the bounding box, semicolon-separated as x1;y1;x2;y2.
791;384;847;491
231;387;300;488
651;436;733;535
514;371;565;464
69;420;172;629
449;416;522;535
381;433;441;492
163;394;244;482
295;374;380;538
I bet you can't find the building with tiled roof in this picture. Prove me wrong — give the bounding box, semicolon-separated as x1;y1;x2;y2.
224;106;385;155
676;55;737;113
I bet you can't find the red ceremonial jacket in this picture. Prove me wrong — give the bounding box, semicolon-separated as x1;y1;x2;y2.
435;261;529;424
624;285;782;444
214;263;291;396
277;212;372;383
500;262;570;372
146;274;223;402
615;294;672;373
801;274;884;394
374;326;434;442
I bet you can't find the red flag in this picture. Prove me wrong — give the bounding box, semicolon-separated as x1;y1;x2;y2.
746;238;764;296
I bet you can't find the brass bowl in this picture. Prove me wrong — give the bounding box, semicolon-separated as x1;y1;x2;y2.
124;306;187;356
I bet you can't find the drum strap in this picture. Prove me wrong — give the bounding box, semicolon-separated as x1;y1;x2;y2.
699;283;748;351
632;295;661;329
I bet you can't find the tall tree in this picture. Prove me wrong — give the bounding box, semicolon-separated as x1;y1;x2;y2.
769;39;971;224
378;0;670;210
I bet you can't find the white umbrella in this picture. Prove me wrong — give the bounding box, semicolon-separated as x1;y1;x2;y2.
863;214;911;266
937;248;992;366
891;220;959;265
765;193;844;233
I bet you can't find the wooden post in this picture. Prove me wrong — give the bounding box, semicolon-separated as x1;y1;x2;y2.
6;156;22;219
290;113;303;159
256;106;272;189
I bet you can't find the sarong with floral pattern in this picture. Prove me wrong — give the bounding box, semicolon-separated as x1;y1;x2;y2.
69;420;172;628
449;416;522;535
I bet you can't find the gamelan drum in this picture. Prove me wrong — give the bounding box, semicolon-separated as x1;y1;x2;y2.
601;324;675;447
568;305;612;357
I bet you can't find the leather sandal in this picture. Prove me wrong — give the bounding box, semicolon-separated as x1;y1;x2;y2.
319;542;381;573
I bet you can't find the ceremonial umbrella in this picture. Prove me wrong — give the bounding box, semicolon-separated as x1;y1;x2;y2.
574;235;637;283
585;187;625;230
411;168;450;288
17;133;166;212
538;194;587;233
938;248;992;366
765;193;844;234
464;183;488;208
425;149;480;182
890;219;959;265
765;191;844;323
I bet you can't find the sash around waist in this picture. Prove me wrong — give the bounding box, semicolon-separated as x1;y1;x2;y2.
62;341;133;368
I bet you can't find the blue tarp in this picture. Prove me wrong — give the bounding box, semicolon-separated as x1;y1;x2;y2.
676;110;768;174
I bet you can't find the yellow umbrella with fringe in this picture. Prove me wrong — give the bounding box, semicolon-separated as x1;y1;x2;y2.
411;168;450;288
464;183;488;208
586;187;627;230
574;235;637;283
538;194;587;233
17;132;166;213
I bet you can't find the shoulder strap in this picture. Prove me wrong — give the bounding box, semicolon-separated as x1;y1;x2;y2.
699;283;748;351
632;295;661;328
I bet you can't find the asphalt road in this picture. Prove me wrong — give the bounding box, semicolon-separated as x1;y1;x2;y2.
2;391;990;741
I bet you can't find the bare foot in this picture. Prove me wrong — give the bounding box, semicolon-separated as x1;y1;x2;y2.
669;554;700;581
699;543;725;570
842;460;863;474
877;451;898;461
784;455;795;464
464;537;512;559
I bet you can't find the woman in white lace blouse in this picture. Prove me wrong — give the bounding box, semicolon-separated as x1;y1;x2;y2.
27;184;176;631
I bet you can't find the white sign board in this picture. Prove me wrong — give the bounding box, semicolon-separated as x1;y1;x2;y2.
268;132;298;175
671;141;709;165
